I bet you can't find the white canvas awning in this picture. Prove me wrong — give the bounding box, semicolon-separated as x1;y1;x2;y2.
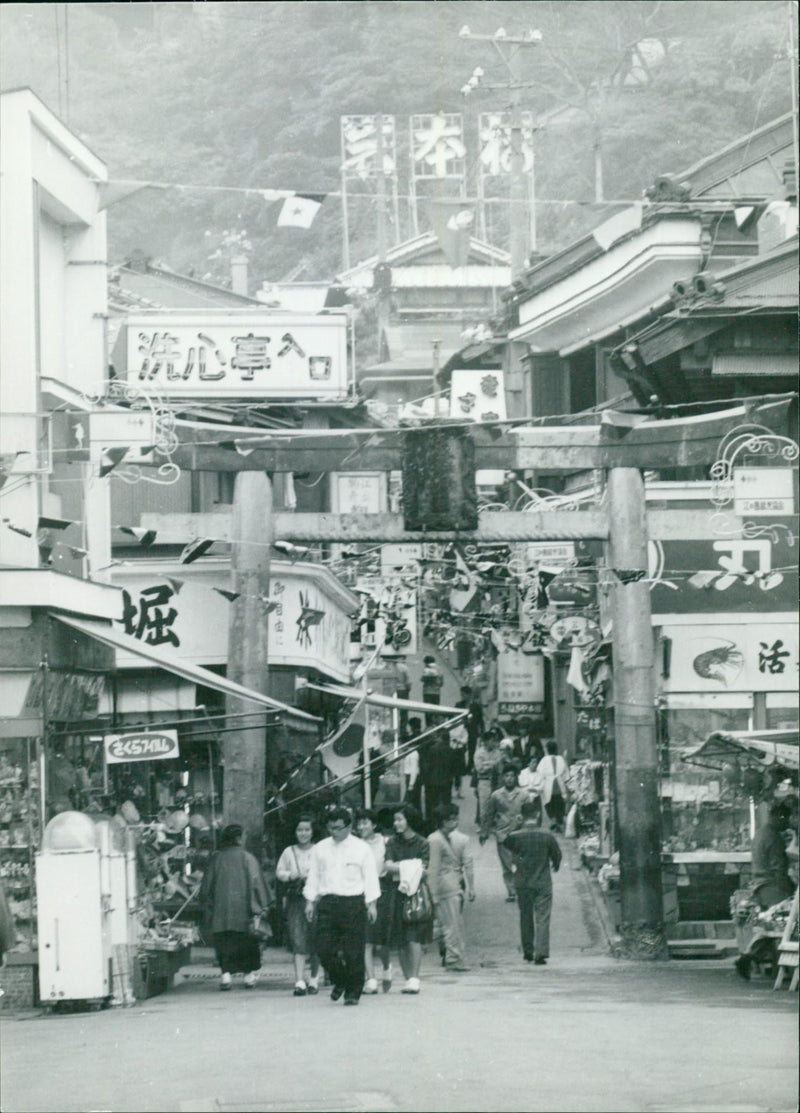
54;614;321;725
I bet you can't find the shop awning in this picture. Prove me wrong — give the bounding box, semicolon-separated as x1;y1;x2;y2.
54;614;321;725
681;729;799;772
302;680;466;718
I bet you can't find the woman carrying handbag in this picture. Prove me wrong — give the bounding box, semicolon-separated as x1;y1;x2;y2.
383;804;432;994
276;815;321;996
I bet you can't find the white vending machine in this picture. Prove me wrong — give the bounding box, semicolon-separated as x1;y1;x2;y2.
36;811;112;1005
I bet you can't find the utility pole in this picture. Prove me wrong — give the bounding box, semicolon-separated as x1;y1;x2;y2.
375;114;390;359
224;471;273;854
606;468;667;959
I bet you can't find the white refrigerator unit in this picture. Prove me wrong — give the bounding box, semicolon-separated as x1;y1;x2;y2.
36;812;112;1004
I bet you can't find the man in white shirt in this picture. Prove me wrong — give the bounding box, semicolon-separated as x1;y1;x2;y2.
536;741;571;833
304;807;380;1006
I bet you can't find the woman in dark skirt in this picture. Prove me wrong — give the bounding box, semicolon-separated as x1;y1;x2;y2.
276;815;320;996
199;824;269;990
383;804;432;995
355;808;391;993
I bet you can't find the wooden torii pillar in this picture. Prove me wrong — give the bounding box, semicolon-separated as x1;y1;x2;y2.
145;395;792;959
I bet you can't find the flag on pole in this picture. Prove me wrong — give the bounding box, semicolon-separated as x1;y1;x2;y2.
426;199;474;268
319;699;368;782
277;193;326;229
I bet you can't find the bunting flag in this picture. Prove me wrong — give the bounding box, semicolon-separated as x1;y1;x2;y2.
1;518;33;538
98;446;130;477
38;516;74;531
567;644;591;697
319;698;368;782
213;588;241;602
614;569;646;584
117;526;157;548
426;198;474;268
179;538;216;564
277;192;326;229
273;540;310;561
0;451;23;489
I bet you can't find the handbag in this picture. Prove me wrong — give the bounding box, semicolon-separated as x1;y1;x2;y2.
402;881;433;923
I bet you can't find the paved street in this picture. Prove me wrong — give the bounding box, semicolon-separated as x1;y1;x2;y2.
2;794;797;1113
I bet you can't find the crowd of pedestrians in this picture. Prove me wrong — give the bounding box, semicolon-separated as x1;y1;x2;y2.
199;704;574;1003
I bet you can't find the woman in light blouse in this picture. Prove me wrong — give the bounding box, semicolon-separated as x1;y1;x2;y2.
275;815;320;996
355;808;392;994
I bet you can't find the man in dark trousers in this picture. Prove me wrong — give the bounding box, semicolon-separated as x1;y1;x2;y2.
303;808;380;1005
504;798;562;964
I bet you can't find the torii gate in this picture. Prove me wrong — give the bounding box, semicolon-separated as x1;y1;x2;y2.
143;393;794;959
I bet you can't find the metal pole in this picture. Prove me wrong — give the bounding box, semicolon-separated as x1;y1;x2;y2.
223;471;273;854
606;467;667;959
375;114;390;358
508;44;529;279
362;676;372;810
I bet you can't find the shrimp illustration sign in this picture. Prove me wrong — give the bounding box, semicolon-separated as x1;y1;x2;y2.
121;311;349;399
660;623;798;693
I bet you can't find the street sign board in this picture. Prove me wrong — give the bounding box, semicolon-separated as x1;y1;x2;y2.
104;729;179;764
123;311;349;399
497;650;545;717
733;468;795;516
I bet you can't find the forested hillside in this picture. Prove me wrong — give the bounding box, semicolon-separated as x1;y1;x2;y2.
0;1;793;287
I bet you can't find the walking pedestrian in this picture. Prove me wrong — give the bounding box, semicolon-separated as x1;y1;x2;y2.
428;803;474;972
199;824;269;991
456;686;484;773
518;754;545;825
472;727;504;825
383;804;432;994
505;798;562;964
449;718;469;798
303;807;379;1006
420;728;456;832
536;741;571;833
479;764;527;901
355;808;392;994
421;655;444;705
275;815;320;997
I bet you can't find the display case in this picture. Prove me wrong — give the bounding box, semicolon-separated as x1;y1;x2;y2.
0;738;42;950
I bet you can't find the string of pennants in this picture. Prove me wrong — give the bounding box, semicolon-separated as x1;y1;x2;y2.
0;511;796;594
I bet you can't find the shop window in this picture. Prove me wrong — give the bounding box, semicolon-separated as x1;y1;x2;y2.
766;706;799;731
0;738;41;949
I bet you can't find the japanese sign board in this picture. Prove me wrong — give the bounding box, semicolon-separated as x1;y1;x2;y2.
648;534;797;613
123;311;349;399
497;650;545;716
410;113;466;180
104;730;179;765
341;115;397;180
733;468;795;517
112;565;356;684
659;621;798;694
478;111;535;177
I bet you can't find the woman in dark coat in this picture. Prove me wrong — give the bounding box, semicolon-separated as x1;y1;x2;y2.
199;824;269;990
383;804;432;995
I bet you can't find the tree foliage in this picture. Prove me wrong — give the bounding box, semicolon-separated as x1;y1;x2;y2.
0;1;793;284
